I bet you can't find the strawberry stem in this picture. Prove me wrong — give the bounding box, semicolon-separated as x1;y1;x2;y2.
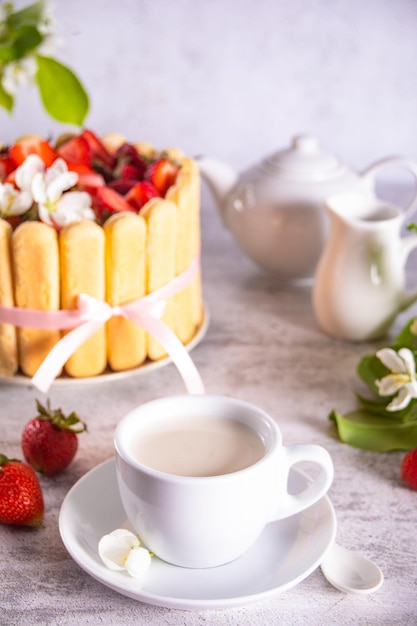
0;453;19;467
0;453;8;466
35;399;87;434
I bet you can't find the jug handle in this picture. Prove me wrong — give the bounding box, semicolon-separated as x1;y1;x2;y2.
361;157;417;221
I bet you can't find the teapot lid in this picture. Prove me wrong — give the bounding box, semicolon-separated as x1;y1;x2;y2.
261;134;348;181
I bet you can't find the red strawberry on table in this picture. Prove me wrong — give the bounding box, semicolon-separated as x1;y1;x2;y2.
145;158;179;196
0;454;44;527
9;137;58;167
401;449;417;490
21;400;87;477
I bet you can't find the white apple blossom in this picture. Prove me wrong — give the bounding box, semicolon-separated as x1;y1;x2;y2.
15;154;45;194
30;157;95;228
375;347;417;411
1;56;37;96
0;182;32;217
32;157;78;201
37;1;63;56
38;189;94;228
37;0;56;35
98;529;152;578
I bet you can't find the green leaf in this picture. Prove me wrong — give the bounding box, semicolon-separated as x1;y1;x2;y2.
330;409;417;451
0;79;14;112
6;1;45;30
357;352;390;396
35;54;89;126
357;321;417;395
356;393;417;422
12;25;43;59
0;43;15;63
330;317;417;451
0;24;43;62
393;317;417;351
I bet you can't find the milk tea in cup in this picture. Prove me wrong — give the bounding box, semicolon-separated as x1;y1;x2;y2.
114;395;334;568
129;414;265;477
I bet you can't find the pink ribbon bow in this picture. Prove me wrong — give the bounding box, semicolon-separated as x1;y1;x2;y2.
0;254;205;394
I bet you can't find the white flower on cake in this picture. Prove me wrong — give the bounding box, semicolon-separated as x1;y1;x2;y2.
15;154;45;193
0;182;32;217
375;347;417;411
24;156;95;228
98;529;152;578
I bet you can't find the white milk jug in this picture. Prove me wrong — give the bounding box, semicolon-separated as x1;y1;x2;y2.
313;193;417;341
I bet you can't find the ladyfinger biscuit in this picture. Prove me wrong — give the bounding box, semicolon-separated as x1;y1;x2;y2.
134;141;157;160
60;220;106;377
141;198;177;360
0;219;18;375
12;221;60;377
166;157;203;343
104;212;147;370
164;147;186;162
166;175;194;344
181;158;204;329
101;132;127;154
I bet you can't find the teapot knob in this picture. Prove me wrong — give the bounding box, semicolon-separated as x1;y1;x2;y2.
292;134;319;153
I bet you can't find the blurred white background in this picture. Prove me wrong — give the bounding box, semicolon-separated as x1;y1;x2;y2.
2;0;417;179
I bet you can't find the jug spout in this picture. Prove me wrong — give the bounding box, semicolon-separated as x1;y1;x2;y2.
197;157;238;223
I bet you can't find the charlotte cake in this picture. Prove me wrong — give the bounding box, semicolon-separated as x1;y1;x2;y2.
0;130;203;378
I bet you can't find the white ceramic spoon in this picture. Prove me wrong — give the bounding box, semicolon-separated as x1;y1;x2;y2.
320;542;384;594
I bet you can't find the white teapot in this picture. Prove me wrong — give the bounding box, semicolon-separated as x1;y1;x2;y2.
198;135;417;280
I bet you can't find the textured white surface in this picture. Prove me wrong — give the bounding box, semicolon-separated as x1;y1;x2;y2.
1;186;417;624
2;0;417;174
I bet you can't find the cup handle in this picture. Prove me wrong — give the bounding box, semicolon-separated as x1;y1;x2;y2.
361;157;417;221
269;444;334;520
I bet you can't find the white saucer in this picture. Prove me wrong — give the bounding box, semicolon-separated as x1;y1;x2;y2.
0;308;208;387
59;459;336;610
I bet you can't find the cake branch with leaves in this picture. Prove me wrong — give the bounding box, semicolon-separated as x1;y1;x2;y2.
0;130;203;379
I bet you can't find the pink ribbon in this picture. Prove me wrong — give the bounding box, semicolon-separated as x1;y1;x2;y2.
0;254;205;395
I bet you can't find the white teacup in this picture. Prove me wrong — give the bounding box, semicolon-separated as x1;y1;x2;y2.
114;395;334;569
